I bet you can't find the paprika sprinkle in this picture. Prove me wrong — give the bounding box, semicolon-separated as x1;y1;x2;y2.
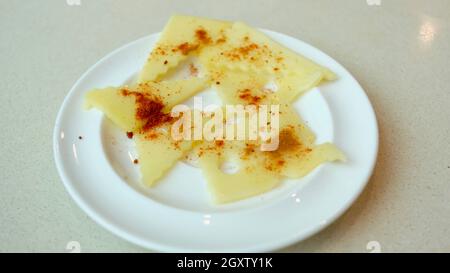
121;89;173;133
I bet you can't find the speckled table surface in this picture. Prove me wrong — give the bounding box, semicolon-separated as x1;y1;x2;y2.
0;0;449;252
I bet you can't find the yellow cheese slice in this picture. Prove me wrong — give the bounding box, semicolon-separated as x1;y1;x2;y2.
203;61;327;105
135;78;207;111
85;78;207;186
199;22;336;101
84;78;207;132
205;67;272;105
200;22;336;79
196;140;281;204
84;87;138;132
260;105;345;178
138;15;231;82
136;127;195;186
196;104;344;203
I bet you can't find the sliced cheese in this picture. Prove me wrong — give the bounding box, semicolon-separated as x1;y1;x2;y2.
138;15;231;82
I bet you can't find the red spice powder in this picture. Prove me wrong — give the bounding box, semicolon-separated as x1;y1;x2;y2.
151;46;167;57
145;131;159;140
121;89;172;132
224;43;260;61
263;127;303;172
215;140;224;147
195;29;211;44
239;43;259;55
173;42;198;55
216;37;226;44
170;29;213;57
126;131;134;139
241;143;256;160
277;159;285;166
238;89;264;105
275;127;301;153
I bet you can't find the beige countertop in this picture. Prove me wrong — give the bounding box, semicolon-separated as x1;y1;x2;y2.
1;0;449;252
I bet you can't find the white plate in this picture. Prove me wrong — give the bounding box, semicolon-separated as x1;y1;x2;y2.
53;30;378;252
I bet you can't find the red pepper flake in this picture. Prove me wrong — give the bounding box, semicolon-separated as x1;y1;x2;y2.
126;132;134;139
133;159;139;164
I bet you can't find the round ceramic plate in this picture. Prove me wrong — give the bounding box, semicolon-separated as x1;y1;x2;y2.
53;30;378;252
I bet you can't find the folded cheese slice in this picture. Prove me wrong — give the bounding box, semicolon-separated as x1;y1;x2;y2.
138;15;231;83
196;140;281;204
195;104;344;204
260;105;345;178
199;22;336;102
84;78;207;132
200;22;336;78
85;78;207;186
